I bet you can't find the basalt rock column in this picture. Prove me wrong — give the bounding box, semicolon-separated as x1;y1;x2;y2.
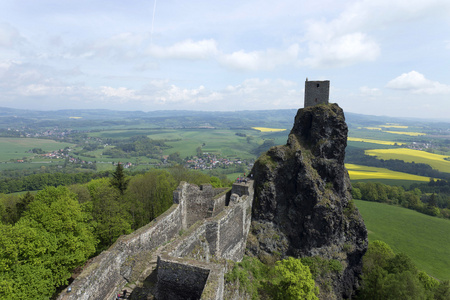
247;103;367;299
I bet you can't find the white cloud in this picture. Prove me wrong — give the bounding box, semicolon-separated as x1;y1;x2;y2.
359;86;381;96
219;78;303;108
100;86;141;102
219;44;300;71
305;32;380;68
386;71;450;94
302;0;450;68
148;39;219;60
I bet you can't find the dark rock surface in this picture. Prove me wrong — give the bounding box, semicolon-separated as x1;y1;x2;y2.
247;103;368;299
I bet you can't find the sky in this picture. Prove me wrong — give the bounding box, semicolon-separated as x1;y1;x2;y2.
0;0;449;119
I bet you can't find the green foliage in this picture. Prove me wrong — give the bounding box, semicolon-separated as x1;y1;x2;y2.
271;257;319;300
87;178;132;251
352;187;362;199
0;171;96;194
300;256;343;279
362;240;395;273
102;135;170;158
225;256;319;300
358;241;440;300
209;176;222;188
110;163;129;195
434;280;450;300
167;165;212;186
0;186;96;299
225;256;268;299
125;170;177;229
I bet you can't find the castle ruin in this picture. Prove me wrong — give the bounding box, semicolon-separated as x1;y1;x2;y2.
58;181;254;300
304;79;330;107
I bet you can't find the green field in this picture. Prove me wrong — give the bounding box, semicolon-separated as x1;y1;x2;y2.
365;148;450;173
355;200;450;280
0;138;74;161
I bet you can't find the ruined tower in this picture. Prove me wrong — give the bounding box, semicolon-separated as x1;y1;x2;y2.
304;79;330;107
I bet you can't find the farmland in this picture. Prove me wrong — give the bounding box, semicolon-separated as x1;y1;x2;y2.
0;138;74;161
384;130;426;136
355;200;450;280
365;148;450;173
346;164;430;184
347;137;405;146
251;127;287;132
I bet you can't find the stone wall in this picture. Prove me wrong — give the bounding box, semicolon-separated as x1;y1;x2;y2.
58;202;184;300
58;181;253;300
304;80;330;107
155;181;254;300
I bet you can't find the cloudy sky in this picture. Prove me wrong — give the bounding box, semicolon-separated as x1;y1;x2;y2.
0;0;449;119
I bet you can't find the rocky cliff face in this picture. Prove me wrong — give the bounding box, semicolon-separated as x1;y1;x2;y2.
247;103;367;299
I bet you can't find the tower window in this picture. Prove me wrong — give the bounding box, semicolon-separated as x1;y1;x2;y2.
316;84;320;87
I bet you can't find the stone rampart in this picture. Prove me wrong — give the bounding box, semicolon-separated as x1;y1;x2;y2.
58;181;253;300
155;182;253;300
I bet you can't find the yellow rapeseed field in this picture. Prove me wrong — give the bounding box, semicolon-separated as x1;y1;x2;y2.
345;164;430;181
385;131;426;136
380;125;409;129
365;148;450;173
347;137;405;146
363;127;382;131
252;127;286;132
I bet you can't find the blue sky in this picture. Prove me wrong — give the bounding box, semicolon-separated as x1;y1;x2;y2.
0;0;449;119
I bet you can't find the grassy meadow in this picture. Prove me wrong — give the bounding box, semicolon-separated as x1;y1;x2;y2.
365;148;450;173
355;200;450;280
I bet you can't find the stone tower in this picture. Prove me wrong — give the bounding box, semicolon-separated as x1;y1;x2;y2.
304;79;330;107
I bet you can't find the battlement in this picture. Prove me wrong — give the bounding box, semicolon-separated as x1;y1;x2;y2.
304;79;330;107
58;180;254;300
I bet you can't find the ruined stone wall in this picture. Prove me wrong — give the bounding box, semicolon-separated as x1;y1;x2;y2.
58;181;252;300
180;184;229;228
58;202;184;300
155;181;254;300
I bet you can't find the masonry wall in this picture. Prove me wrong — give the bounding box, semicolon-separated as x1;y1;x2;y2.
304;80;330;107
155;181;254;300
58;181;253;300
58;198;184;300
156;256;211;300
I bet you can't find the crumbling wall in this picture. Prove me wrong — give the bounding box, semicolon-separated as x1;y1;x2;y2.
182;184;228;228
155;181;254;300
156;255;211;300
58;181;253;300
58;192;185;300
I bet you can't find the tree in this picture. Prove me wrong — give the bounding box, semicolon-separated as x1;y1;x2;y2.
362;240;395;273
110;163;129;195
15;191;34;219
88;178;132;250
271;257;319;300
0;186;97;298
434;280;450;300
125;170;176;229
352;187;362;199
358;241;433;300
